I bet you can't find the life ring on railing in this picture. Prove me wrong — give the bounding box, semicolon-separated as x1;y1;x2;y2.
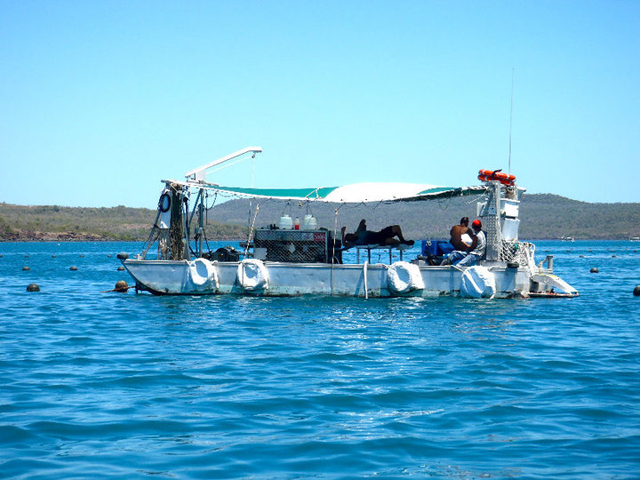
237;259;269;291
188;258;218;291
158;192;171;212
460;265;496;299
387;261;425;295
478;169;516;186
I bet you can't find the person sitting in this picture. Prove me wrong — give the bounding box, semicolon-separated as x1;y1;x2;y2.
341;219;415;249
443;219;486;267
449;216;477;251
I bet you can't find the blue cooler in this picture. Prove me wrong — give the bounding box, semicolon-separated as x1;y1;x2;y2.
421;240;454;257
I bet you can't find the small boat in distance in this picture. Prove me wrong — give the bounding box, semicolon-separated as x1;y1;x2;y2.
630;236;640;242
561;236;575;242
120;147;578;299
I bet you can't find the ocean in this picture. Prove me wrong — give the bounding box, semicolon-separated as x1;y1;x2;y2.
1;240;639;479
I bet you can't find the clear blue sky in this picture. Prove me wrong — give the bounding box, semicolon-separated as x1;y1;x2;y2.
1;0;639;207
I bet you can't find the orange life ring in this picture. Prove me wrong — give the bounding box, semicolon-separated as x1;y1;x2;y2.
478;170;516;185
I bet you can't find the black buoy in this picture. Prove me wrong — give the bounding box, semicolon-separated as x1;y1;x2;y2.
634;286;640;296
115;280;129;292
612;255;617;258
52;254;56;258
70;266;78;271
22;266;30;271
26;283;40;292
117;252;129;260
590;267;599;273
117;266;125;271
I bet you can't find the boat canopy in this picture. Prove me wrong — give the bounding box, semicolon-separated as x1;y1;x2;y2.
174;148;486;203
187;182;486;203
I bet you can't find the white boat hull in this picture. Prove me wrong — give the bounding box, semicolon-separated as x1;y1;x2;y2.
122;259;549;298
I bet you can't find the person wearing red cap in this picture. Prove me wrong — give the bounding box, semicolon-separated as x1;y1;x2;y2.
443;219;486;267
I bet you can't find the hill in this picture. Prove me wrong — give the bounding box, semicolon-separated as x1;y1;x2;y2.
0;203;246;242
1;194;639;242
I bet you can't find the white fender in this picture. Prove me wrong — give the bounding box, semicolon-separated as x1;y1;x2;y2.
237;259;269;291
387;261;425;295
460;265;496;299
188;258;218;291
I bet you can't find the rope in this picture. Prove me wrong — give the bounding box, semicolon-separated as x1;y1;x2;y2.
331;207;341;295
244;203;260;258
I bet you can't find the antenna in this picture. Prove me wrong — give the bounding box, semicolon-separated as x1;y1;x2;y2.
508;68;515;175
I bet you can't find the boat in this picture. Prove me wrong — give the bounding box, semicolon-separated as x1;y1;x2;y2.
630;236;640;242
120;147;578;299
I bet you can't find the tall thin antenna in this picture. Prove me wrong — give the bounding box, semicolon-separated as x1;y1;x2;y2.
508;68;515;175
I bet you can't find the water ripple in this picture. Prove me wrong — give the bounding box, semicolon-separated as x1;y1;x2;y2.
1;241;640;478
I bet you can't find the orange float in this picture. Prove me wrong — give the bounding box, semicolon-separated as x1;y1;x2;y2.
478;169;516;185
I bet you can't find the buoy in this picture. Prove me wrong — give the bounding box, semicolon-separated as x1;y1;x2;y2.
22;266;30;271
107;255;112;258
115;280;129;292
117;266;125;271
634;286;640;296
590;267;599;273
70;266;78;271
80;255;84;258
52;255;56;258
26;283;40;292
117;252;129;260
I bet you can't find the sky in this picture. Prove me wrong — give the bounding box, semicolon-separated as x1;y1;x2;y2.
1;0;639;208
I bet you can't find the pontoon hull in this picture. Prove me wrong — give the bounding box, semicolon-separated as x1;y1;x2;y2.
122;259;551;298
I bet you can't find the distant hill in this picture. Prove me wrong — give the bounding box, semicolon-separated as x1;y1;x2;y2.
0;203;246;242
1;194;639;242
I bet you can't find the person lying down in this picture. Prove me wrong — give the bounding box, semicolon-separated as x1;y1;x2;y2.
341;219;415;249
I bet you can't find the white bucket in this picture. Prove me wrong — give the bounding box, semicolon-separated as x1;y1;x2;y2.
279;215;293;230
302;215;317;230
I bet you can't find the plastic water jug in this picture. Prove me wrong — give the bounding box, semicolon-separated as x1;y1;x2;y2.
302;215;318;230
279;215;293;230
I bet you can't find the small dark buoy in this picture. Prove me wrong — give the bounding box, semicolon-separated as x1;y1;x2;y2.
25;255;29;258
115;280;129;292
590;267;599;273
22;266;30;271
612;255;617;258
52;255;56;258
634;286;640;296
80;255;84;258
579;255;584;258
116;252;129;260
117;266;125;271
26;283;40;292
107;255;112;258
70;266;78;271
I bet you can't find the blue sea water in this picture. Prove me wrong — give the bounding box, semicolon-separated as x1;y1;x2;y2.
1;240;639;479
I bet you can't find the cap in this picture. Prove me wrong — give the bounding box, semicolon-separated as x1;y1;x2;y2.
472;219;482;228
